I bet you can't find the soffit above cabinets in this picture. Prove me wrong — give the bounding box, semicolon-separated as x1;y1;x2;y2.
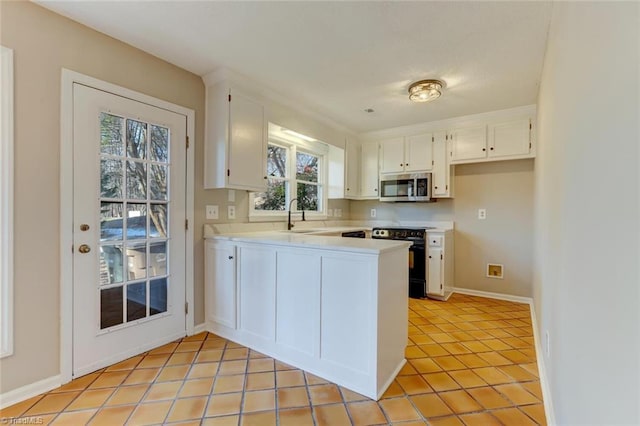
36;1;552;133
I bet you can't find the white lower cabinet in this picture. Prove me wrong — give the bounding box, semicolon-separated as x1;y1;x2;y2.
426;230;454;300
238;245;276;342
204;239;409;400
276;250;320;357
204;240;237;329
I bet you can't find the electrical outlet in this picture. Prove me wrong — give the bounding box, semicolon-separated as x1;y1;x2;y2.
370;208;377;218
335;208;342;217
206;205;219;220
545;331;550;357
227;205;236;220
228;190;235;202
478;208;487;220
327;208;334;217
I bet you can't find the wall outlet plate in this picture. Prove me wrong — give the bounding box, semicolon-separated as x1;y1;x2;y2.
335;208;342;217
228;205;236;220
327;209;334;217
370;208;377;218
206;205;219;220
478;208;487;220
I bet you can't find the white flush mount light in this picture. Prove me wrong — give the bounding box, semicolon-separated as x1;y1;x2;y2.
408;79;444;103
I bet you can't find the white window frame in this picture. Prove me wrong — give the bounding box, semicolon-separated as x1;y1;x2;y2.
249;134;328;221
1;45;14;358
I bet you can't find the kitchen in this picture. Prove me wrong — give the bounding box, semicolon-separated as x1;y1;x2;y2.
0;2;638;426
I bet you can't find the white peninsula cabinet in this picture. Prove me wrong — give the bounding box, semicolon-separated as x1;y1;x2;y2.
204;236;410;399
204;81;267;191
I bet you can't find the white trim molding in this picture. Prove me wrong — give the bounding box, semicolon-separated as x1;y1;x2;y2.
60;69;196;384
453;287;556;425
0;375;61;410
0;45;14;359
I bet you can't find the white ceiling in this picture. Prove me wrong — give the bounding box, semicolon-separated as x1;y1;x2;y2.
37;1;552;133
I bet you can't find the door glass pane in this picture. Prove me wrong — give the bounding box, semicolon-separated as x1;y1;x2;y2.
297;183;319;211
100;245;123;285
149;242;167;277
126;242;147;280
150;278;167;315
296;152;319;182
149;204;167;238
100;113;124;156
150;125;169;163
100;159;123;199
126;204;147;240
254;180;287;211
267;145;287;178
100;202;123;241
126;282;147;322
100;286;123;329
149;164;167;201
126;161;147;200
126;119;147;159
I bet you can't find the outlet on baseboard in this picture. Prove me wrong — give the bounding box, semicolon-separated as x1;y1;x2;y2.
545;330;550;357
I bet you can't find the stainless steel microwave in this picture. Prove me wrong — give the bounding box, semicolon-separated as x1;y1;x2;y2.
379;173;432;202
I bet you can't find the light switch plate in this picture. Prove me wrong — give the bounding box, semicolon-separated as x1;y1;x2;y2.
228;190;235;202
228;205;236;220
206;205;219;220
478;208;487;220
370;208;377;218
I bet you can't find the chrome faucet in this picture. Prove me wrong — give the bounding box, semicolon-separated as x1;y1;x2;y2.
287;198;306;230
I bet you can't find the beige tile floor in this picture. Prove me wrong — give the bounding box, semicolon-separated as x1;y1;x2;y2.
0;294;546;425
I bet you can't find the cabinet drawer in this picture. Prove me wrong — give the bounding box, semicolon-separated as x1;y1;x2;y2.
428;235;443;247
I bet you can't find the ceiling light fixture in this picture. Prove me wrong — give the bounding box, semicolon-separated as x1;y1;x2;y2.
408;79;444;103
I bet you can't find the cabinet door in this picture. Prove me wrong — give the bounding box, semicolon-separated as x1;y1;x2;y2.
432;132;449;197
361;143;379;197
345;138;360;197
328;145;345;199
427;248;443;296
450;125;487;162
489;118;531;159
205;241;237;329
405;133;433;172
380;138;405;174
238;245;276;340
228;91;267;190
276;251;321;357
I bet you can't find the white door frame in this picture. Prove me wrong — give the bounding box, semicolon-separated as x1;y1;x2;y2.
60;69;195;384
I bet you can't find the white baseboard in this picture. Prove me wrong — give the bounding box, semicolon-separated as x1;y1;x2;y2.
453;287;533;304
0;375;61;409
529;302;556;425
453;287;555;425
193;323;207;335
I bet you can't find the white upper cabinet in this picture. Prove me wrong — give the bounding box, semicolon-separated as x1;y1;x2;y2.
380;137;405;174
204;82;267;191
432;131;453;198
344;137;360;198
450;116;534;165
360;142;379;198
380;134;432;174
405;133;433;172
450;125;488;163
488;118;532;159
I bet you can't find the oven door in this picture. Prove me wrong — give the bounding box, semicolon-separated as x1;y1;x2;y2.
379;175;414;201
408;243;427;298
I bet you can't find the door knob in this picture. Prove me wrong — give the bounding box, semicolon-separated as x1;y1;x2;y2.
78;244;91;254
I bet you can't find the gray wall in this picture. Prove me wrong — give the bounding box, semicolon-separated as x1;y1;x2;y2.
0;1;205;394
535;2;639;423
351;159;534;298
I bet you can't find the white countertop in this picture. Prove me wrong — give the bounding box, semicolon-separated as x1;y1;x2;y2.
207;230;412;254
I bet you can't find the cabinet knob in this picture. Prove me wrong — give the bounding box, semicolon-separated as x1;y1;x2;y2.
490;147;494;151
228;255;234;260
428;255;432;259
400;163;403;166
264;176;267;179
434;186;438;189
406;163;409;166
374;188;378;192
482;148;486;152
